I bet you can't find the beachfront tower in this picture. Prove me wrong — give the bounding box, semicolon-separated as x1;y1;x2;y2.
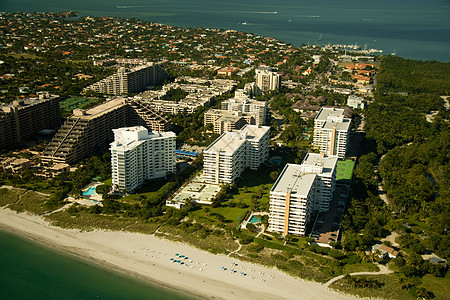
269;164;316;236
110;126;175;193
203;125;270;185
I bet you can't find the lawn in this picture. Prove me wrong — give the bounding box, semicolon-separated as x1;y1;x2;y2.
59;97;101;111
190;206;249;226
335;159;355;182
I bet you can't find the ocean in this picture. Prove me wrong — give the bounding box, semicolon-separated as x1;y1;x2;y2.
0;230;196;300
1;0;449;61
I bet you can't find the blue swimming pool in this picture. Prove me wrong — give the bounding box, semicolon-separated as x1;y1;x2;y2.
82;186;96;196
249;215;261;224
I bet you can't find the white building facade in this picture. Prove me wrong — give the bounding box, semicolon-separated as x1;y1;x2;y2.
313;107;351;158
110;126;175;193
268;164;316;236
255;66;281;92
203;125;270;185
301;153;338;212
347;95;366;109
268;154;338;236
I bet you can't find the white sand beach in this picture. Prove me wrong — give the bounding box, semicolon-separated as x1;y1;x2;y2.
0;208;355;300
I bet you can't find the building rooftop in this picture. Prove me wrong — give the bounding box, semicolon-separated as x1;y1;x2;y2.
271;163;316;198
240;124;270;141
302;153;338;176
315;107;346;122
204;125;269;154
74;98;127;119
1;93;59;112
110;126;175;150
204;131;247;154
322;119;351;131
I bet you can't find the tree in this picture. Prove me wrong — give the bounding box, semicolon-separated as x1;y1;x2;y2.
246;223;257;232
416;287;434;299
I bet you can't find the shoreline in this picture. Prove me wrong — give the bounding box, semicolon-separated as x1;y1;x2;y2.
0;207;355;300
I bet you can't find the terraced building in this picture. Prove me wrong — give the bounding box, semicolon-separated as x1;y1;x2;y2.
42;98;172;165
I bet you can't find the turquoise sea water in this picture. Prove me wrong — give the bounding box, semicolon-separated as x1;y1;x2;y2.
1;0;449;61
0;229;196;300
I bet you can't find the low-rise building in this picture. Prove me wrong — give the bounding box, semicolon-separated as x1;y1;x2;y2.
204;109;247;134
347;95;366;109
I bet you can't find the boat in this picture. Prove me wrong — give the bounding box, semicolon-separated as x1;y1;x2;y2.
241;21;248;25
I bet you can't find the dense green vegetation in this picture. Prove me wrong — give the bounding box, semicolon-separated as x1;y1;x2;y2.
0;54;113;101
339;56;449;298
375;56;450;95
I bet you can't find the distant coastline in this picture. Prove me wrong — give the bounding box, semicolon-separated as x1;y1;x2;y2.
1;0;449;62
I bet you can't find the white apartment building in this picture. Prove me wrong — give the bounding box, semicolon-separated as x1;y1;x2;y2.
268;154;338;236
110;126;175;193
203;125;270;184
255;66;281;92
313;107;351;158
85;62;168;95
268;164;316;236
301;153;338;212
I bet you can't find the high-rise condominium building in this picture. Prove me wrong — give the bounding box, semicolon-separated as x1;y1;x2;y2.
268;163;316;236
313;107;350;158
110;126;175;193
255;66;281;92
85;62;168;95
268;154;338;236
204;95;269;135
203;125;270;185
0;92;60;150
301;153;338;212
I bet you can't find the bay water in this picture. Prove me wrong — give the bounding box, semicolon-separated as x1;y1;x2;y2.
1;0;449;61
0;229;196;300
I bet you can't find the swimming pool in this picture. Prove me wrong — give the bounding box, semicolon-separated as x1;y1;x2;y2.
248;215;261;224
82;186;96;196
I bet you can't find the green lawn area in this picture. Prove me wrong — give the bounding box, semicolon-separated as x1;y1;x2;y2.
59;97;101;111
336;159;355;182
188;168;275;226
190;206;249;226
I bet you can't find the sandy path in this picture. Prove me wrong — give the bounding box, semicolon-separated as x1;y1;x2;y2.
0;208;355;300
